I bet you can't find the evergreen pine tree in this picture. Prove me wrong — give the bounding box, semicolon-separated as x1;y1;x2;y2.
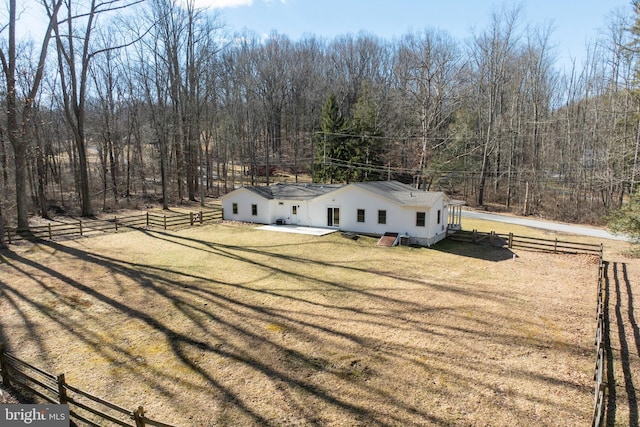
315;94;347;183
349;81;384;181
315;85;385;183
607;189;640;244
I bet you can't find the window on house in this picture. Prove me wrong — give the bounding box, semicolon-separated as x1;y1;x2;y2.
437;209;441;224
378;210;386;224
251;204;258;216
232;203;238;214
292;205;297;215
357;209;365;223
416;212;426;227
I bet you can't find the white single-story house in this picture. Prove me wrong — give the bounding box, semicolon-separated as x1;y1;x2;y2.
220;180;463;246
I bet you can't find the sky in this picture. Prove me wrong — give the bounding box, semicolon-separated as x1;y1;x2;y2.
198;0;633;70
13;0;634;71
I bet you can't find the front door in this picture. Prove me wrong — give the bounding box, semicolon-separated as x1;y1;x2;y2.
291;204;299;224
327;207;340;227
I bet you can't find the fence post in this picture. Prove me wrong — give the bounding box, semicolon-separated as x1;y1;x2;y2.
115;217;118;232
48;223;52;240
472;229;477;244
199;211;203;224
56;374;68;404
146;212;150;227
554;238;558;254
79;220;83;236
163;216;167;230
0;344;10;387
133;406;145;427
508;232;513;249
190;212;194;226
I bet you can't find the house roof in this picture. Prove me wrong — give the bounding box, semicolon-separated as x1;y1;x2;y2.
351;181;446;207
226;180;451;207
244;183;342;200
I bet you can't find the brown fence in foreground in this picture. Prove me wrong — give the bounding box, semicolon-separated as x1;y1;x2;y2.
591;258;607;427
448;229;604;256
3;209;222;244
0;345;176;427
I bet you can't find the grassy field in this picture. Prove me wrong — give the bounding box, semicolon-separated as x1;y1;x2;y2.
0;219;630;426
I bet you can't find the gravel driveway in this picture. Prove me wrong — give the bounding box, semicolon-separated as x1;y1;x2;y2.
461;209;628;241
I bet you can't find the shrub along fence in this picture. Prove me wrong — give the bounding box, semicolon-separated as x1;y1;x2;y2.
448;229;603;256
3;209;222;244
0;345;175;427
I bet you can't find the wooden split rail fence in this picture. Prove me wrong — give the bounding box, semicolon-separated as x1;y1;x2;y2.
0;345;176;427
450;228;608;425
448;229;603;256
3;209;222;244
591;258;607;427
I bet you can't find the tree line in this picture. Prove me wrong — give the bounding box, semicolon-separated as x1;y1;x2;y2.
1;0;639;245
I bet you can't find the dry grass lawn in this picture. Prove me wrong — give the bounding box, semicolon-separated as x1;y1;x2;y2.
0;219;624;426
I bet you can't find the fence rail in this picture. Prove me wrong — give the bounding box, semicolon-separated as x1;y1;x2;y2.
3;208;222;244
449;229;603;256
449;228;608;425
591;258;607;427
0;345;175;427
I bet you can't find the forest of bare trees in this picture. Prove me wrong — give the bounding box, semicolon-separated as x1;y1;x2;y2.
1;1;639;243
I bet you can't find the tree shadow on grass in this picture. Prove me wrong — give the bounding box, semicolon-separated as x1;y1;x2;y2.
605;261;639;427
0;229;596;426
0;238;455;426
432;238;517;262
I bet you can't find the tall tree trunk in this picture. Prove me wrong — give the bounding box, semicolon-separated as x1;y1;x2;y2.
160;137;169;210
478;124;491;206
51;1;95;217
75;128;94;216
1;0;63;231
12;142;29;230
35;135;50;219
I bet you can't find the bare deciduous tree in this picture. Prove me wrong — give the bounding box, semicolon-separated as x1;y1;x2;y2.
48;0;143;217
0;0;63;234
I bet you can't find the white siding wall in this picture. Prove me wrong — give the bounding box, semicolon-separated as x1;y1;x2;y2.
309;187;446;242
274;200;310;225
427;202;448;240
221;190;315;226
221;189;272;224
221;185;450;246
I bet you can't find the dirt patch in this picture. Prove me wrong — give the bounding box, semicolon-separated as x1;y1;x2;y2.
0;223;624;426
